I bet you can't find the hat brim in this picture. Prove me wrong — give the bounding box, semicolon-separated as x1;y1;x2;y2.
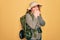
27;4;42;10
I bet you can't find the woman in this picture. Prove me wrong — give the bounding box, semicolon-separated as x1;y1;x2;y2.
26;1;45;40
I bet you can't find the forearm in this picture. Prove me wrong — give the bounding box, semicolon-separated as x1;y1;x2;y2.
38;14;45;26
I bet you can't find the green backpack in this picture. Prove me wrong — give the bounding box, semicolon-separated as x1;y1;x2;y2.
20;13;32;39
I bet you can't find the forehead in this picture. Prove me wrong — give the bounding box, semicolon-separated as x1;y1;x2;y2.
31;5;39;9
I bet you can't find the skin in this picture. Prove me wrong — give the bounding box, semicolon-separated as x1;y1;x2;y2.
31;5;41;18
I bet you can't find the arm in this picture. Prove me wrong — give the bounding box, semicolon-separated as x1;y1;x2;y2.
38;14;45;26
26;13;37;29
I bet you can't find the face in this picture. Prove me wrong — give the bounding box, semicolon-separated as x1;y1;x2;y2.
31;5;40;13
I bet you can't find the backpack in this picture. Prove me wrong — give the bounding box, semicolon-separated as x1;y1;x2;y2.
19;13;32;39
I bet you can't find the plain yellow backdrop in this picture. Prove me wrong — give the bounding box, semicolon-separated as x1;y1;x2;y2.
0;0;60;40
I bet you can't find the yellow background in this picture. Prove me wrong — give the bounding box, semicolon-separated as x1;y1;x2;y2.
0;0;60;40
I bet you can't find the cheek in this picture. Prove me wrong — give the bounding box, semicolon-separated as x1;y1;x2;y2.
31;7;40;12
31;8;36;11
32;7;39;11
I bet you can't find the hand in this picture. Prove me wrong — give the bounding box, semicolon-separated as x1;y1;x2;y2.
33;10;41;18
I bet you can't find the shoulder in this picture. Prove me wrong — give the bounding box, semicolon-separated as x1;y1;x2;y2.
26;13;31;17
26;13;32;20
26;13;30;16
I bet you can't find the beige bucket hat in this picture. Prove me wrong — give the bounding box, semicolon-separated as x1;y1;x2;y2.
27;1;42;10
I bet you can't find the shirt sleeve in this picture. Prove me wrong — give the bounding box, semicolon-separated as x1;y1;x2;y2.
37;14;45;26
26;13;37;29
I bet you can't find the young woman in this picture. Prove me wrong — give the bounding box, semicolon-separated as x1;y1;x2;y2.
26;1;45;40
